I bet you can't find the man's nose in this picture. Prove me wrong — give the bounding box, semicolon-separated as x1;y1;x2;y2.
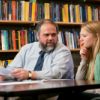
48;35;53;40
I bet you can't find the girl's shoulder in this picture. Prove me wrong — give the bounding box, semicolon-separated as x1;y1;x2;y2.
96;52;100;58
95;52;100;63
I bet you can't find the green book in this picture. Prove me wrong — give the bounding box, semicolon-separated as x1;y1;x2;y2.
30;0;36;3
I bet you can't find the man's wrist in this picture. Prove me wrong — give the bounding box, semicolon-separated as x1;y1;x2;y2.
28;71;32;79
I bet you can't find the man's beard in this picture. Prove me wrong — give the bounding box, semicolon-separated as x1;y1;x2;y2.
40;42;57;52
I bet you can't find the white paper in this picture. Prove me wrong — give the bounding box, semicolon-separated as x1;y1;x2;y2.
0;80;44;85
0;68;11;76
0;68;15;80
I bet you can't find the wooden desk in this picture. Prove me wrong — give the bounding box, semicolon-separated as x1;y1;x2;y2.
0;79;100;100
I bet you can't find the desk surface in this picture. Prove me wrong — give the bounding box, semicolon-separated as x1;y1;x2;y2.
0;79;100;97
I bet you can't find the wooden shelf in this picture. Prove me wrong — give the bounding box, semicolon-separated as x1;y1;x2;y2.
0;49;80;53
0;50;18;60
0;20;35;25
71;48;80;52
0;50;19;53
56;22;82;26
0;20;83;26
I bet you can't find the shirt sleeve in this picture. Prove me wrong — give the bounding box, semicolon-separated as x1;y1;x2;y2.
75;59;88;80
94;53;100;80
35;48;74;80
6;45;28;70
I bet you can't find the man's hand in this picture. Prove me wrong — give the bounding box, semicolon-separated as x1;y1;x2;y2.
0;75;5;81
11;68;29;81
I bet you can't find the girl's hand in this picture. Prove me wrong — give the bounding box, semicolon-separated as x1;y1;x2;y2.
80;47;89;61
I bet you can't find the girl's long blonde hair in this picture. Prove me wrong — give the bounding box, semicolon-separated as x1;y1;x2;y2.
81;21;100;80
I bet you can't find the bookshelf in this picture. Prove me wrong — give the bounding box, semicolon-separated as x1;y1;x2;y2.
0;0;99;71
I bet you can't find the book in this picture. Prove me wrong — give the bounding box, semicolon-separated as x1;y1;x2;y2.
12;0;16;20
12;30;17;50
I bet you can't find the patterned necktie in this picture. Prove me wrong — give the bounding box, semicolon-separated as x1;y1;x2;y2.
34;51;45;71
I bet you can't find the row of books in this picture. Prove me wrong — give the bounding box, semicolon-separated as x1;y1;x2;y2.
0;28;37;50
0;28;80;50
0;0;37;21
0;0;99;22
58;29;80;49
37;3;100;22
0;60;12;68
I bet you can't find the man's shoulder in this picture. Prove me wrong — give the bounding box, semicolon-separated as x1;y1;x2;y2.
52;43;71;55
56;42;70;51
20;42;39;50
